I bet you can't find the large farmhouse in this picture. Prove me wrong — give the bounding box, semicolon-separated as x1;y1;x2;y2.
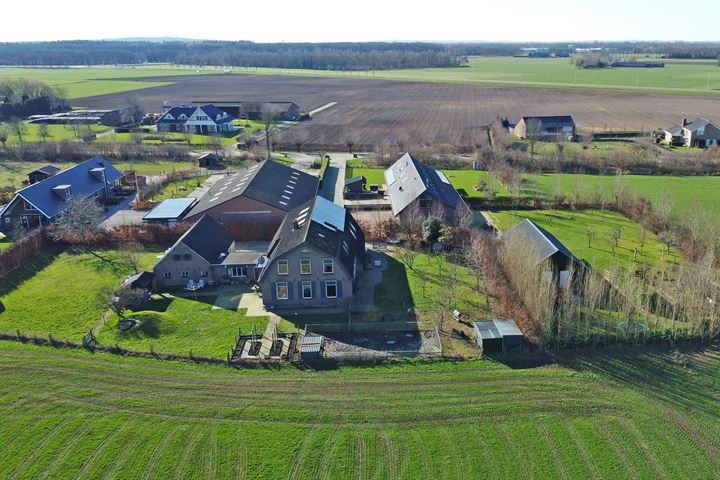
257;196;365;311
156;104;236;134
0;157;122;231
385;153;471;225
183;160;319;241
664;118;720;148
514;115;576;140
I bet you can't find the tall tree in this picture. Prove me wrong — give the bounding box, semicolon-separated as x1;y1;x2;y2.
261;104;282;159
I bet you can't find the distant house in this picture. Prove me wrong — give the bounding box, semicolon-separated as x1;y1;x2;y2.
257;196;365;311
502;219;583;288
142;198;197;227
665;118;720;148
188;101;302;121
156;104;236;134
27;164;61;185
514;115;576;140
0;157;122;231
183;160;319;241
384;153;471;225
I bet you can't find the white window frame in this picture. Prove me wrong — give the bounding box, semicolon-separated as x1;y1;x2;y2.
302;281;312;299
276;281;288;300
325;280;337;299
300;259;311;275
181;271;189;279
229;266;247;278
163;272;171;279
323;258;334;274
277;259;289;276
200;271;209;278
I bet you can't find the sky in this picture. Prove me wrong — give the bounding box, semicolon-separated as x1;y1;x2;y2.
2;0;718;43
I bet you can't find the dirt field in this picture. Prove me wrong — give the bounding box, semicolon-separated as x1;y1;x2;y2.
78;74;720;149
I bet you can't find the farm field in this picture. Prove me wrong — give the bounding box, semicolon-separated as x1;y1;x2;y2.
0;248;162;341
0;65;229;99
0;340;719;479
95;295;268;358
522;173;720;216
75;74;720;150
487;209;682;271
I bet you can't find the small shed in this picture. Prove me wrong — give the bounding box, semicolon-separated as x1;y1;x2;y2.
344;175;366;193
198;152;222;168
473;319;524;354
300;334;324;358
142;198;196;226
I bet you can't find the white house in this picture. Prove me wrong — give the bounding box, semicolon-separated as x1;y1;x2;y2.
156;104;236;134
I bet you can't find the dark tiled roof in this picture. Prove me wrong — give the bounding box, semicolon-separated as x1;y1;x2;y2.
665;124;683;135
186;160;319;218
521;115;575;128
176;215;235;264
684;117;718;133
259;196;365;280
502;219;579;266
157;105;195;123
122;271;155;289
384;153;465;216
30;164;61;176
6;157;122;219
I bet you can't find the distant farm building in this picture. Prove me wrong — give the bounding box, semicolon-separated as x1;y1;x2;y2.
664;118;720;148
198;152;222;169
181;101;302;121
385;153;471;226
514;115;576;141
27;108;133;127
611;61;665;68
156;104;236;134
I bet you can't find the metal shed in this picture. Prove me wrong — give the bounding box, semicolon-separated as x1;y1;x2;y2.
300;334;324;358
142;198;196;226
473;319;523;354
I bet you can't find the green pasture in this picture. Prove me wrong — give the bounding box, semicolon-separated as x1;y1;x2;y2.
488;209;682;271
0;341;718;478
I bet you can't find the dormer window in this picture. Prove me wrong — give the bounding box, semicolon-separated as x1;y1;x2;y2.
52;184;72;200
164;113;175;120
179;114;187;120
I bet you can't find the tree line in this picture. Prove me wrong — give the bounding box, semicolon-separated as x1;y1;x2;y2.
0;78;67;120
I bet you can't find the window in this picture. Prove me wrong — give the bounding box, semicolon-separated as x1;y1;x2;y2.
229;266;247;277
200;271;209;278
23;200;37;211
276;282;288;300
277;260;289;275
163;272;171;279
325;280;337;299
300;259;311;275
323;259;334;274
3;218;10;225
302;281;312;299
183;254;192;261
181;272;189;279
172;254;181;261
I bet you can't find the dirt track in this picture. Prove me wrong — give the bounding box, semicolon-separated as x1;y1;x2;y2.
78;74;720;148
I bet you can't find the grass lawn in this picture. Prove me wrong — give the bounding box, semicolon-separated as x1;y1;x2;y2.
1;340;719;478
488;209;682;271
522;173;720;217
95;295;268;358
375;252;490;316
0;248;161;341
345;167;386;185
0;233;12;251
150;175;208;202
0;123;110;144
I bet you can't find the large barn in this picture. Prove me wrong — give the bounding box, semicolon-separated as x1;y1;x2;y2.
183;160;319;241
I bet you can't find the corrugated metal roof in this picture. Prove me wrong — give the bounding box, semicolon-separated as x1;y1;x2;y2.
493;319;523;337
502;219;579;266
301;334;323;353
143;198;196;220
473;321;502;340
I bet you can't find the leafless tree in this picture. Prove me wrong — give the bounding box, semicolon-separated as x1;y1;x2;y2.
8;119;26;146
608;228;622;256
54;85;68;109
637;224;648;255
585;227;595;248
124;96;145;125
50;196;104;254
96;283;147;320
525;119;544;160
398;247;419;271
119;243;144;274
261;104;282;158
342;128;358;154
0;126;8;146
397;204;423;247
38;123;50;142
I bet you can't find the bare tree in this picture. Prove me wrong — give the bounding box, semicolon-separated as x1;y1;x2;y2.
637;224;648;255
397;204;423;247
608;228;622;256
124;96;145;125
119;243;144;274
38;123;50;142
0;126;8;146
54;85;68;109
50;196;104;255
525;119;544;160
342;129;359;154
261;104;282;158
398;247;419;271
585;227;595;248
8;119;26;146
97;283;147;320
